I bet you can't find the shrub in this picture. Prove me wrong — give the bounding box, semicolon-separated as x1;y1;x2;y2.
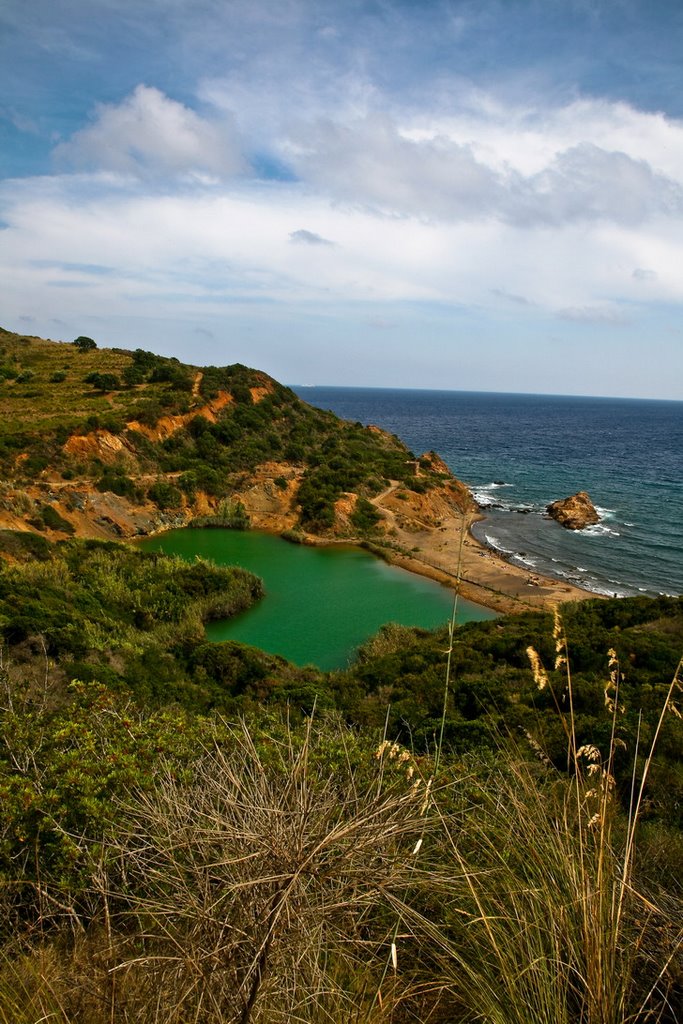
39;504;75;535
147;480;183;510
73;335;97;351
122;363;146;387
84;372;121;392
95;470;137;498
351;496;381;532
189;499;251;530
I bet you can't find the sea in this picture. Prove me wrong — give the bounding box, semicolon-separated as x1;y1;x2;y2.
291;387;683;600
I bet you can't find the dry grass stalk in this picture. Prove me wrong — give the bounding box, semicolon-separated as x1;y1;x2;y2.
100;715;434;1023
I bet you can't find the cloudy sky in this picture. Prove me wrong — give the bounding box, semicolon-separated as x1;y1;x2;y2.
2;0;683;398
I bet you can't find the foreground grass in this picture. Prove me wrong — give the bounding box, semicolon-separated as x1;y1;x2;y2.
0;700;680;1023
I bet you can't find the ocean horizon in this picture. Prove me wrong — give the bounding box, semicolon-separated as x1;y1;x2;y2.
292;385;683;600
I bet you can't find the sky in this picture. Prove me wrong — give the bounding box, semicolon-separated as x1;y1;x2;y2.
1;0;683;399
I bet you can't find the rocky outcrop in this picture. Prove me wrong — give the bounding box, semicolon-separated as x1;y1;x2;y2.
546;491;600;530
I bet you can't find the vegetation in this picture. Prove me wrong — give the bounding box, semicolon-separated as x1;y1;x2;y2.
0;527;679;1023
72;336;97;352
0;643;680;1022
189;498;251;530
0;329;680;1021
0;327;444;534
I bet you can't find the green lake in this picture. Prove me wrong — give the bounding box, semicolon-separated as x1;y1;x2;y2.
140;528;497;670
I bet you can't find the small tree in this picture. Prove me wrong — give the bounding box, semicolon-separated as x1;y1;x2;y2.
73;335;97;352
85;371;120;392
218;498;251;529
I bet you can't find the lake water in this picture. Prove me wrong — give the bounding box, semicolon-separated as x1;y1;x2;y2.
140;528;495;670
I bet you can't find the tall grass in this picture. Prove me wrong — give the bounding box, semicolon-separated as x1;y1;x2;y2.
404;620;683;1024
0;715;438;1023
0;613;680;1022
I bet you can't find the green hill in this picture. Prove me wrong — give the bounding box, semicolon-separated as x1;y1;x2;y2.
0;327;455;539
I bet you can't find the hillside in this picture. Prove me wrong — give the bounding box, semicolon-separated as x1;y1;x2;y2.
0;327;473;544
1;327;681;1022
0;530;681;1020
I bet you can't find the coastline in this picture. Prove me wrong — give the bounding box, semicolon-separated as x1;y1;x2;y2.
0;477;600;619
364;502;599;615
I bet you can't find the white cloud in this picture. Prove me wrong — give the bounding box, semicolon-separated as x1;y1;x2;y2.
524;143;683;225
3;82;683;396
283;114;683;227
4;174;681;321
54;85;245;178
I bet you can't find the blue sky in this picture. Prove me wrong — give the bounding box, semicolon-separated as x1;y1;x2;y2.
2;0;683;398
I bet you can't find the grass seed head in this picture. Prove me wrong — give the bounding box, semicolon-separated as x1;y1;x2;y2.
526;646;549;690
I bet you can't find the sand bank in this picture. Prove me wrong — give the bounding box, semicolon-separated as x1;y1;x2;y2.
371;504;598;616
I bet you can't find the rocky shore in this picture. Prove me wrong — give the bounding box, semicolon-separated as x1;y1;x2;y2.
546;490;600;530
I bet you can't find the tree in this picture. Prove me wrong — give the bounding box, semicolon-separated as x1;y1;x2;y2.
85;371;120;392
73;335;97;352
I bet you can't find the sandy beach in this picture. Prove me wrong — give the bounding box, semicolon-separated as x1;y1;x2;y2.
370;491;597;615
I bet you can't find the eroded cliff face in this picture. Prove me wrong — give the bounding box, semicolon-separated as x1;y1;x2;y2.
0;469;303;544
0;448;474;550
546;491;600;530
0;359;474;550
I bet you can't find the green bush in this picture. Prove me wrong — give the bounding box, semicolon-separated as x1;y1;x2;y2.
39;504;75;534
147;480;183;510
72;335;97;351
351;496;381;532
95;470;137;498
84;372;121;392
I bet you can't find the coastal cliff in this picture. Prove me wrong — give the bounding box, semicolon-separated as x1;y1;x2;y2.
0;327;473;546
0;328;599;614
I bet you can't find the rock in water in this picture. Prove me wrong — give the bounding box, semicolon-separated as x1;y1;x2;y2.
546;491;600;530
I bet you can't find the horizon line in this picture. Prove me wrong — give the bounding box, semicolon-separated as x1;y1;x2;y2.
289;383;683;404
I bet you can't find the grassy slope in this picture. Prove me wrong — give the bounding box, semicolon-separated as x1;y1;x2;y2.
1;525;681;824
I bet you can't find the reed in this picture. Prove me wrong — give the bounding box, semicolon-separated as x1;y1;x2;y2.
405;620;683;1024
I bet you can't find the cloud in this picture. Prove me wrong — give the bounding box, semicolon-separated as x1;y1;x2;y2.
54;85;246;178
289;228;334;245
285;114;503;222
366;316;396;329
285;114;683;227
557;305;631;325
194;326;214;338
31;260;117;276
633;267;658;280
522;143;683;226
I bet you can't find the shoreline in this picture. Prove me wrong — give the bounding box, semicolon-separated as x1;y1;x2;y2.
0;479;601;618
361;505;599;616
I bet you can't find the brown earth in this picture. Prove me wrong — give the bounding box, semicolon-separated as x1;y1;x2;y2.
358;472;595;615
0;443;597;615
